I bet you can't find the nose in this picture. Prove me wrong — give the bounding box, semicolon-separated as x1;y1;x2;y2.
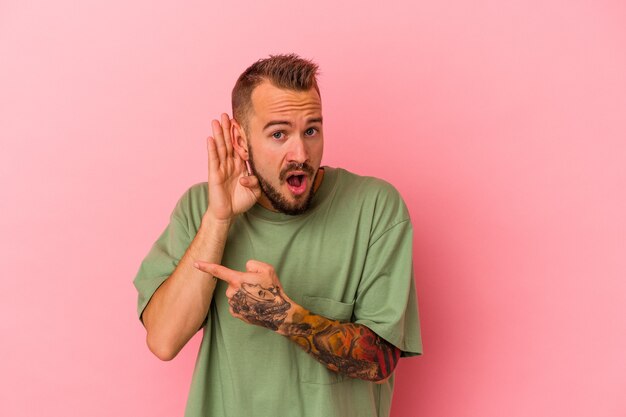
286;136;308;164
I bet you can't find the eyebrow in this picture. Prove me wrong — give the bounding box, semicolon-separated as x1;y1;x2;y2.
263;120;291;131
262;117;323;131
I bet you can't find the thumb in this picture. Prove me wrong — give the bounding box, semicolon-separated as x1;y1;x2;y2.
239;174;259;189
245;259;273;274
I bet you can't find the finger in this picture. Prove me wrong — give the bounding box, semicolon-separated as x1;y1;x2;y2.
227;305;240;320
231;121;244;162
206;136;220;176
225;286;237;299
239;174;259;189
245;259;274;274
221;113;233;157
239;175;261;200
194;261;242;284
211;119;227;162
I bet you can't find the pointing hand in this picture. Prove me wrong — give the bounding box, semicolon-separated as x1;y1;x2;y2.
194;260;294;331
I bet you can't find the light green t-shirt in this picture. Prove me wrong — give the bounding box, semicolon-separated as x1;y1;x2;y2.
134;167;422;417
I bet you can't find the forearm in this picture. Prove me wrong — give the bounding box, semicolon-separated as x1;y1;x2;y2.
278;305;401;382
142;215;230;360
195;260;401;381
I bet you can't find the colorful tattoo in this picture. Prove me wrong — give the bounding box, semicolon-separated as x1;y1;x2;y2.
226;281;400;381
280;311;401;382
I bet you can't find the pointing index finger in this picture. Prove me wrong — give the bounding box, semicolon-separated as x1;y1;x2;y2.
194;261;242;284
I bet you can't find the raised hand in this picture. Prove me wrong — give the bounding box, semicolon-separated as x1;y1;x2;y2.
141;114;258;361
193;260;294;331
205;113;260;222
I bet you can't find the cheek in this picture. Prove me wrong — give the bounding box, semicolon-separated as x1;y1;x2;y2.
254;148;282;172
310;141;324;161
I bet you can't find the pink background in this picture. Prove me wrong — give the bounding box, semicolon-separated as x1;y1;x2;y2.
1;1;625;416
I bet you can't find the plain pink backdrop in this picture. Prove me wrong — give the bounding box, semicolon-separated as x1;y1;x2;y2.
1;1;625;416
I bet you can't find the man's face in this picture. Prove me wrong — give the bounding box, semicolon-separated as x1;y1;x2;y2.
242;81;324;215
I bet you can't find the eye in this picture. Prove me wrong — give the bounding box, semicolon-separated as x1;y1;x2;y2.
272;131;285;140
304;127;318;137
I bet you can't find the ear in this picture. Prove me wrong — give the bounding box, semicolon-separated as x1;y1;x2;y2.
231;120;249;161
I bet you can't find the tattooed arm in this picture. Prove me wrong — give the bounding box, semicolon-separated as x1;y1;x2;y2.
278;308;401;382
194;260;402;382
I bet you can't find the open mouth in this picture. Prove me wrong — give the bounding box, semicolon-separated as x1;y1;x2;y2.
286;174;307;196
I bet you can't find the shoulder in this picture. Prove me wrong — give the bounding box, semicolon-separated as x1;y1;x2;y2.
178;182;208;203
333;167;401;194
331;168;409;219
170;182;208;227
326;168;411;241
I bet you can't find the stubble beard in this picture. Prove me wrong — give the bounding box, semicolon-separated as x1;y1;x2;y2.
248;146;317;216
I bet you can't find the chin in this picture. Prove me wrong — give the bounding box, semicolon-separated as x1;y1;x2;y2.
270;187;315;216
253;168;317;215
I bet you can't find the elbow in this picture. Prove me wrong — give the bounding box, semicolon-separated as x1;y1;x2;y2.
371;364;397;384
142;311;182;361
372;346;401;383
146;332;179;361
373;373;393;384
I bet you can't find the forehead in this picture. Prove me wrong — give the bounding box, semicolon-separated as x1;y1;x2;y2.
249;81;322;122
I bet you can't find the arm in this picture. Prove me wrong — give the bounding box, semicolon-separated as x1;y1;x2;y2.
141;217;229;361
142;114;259;361
280;307;401;382
194;260;402;382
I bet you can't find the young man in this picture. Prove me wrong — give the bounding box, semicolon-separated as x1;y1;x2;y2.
134;54;422;417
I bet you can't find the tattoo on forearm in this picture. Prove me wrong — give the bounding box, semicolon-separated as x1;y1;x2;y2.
281;312;401;382
227;280;400;381
229;283;291;330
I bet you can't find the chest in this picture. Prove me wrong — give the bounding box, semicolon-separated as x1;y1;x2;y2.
219;211;373;320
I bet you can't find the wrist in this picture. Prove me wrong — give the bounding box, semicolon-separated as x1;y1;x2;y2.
276;303;308;336
199;214;232;243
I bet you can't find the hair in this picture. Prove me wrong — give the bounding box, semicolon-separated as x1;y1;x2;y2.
231;54;320;132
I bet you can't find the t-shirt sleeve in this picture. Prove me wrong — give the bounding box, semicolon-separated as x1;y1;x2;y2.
133;192;196;323
353;214;423;357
